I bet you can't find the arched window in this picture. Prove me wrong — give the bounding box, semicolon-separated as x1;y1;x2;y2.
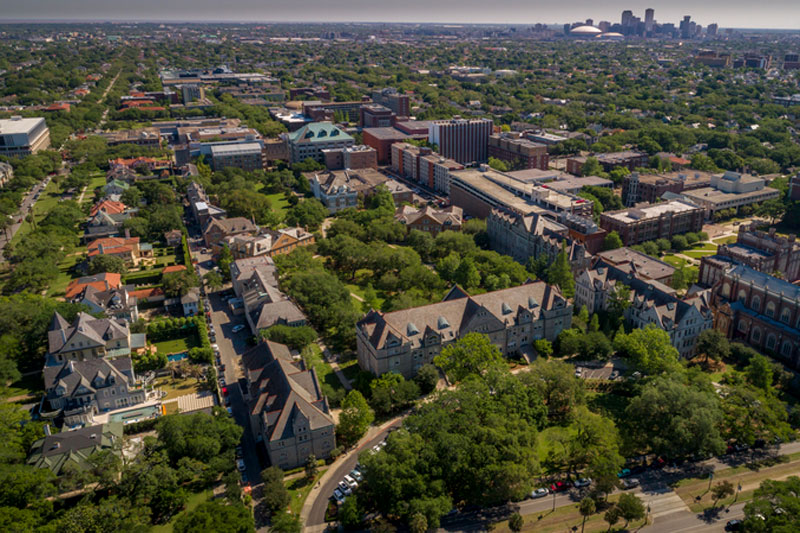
781;341;793;357
781;308;792;325
752;328;761;343
766;334;777;350
737;290;747;305
765;302;776;319
751;295;761;312
721;283;731;298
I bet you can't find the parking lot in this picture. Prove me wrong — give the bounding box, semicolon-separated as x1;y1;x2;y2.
573;360;624;380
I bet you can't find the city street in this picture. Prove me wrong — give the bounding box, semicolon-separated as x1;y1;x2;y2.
0;176;50;261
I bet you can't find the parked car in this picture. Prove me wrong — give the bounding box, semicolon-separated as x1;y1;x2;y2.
235;446;243;458
621;478;640;490
332;489;345;504
219;377;226;387
724;519;742;532
550;481;570;492
232;324;246;333
211;343;219;351
617;468;632;478
344;475;358;489
350;469;363;482
530;488;549;499
226;406;233;415
573;478;592;488
221;386;228;396
338;481;352;496
236;458;245;471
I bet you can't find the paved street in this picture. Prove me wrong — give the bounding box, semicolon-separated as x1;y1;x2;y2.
0;176;50;261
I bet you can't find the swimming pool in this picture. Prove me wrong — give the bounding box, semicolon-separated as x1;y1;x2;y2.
109;404;160;424
167;352;188;362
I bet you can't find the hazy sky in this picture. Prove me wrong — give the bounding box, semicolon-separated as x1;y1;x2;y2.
1;0;799;29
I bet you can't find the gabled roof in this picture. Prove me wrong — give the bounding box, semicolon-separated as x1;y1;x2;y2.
204;217;257;237
65;272;122;300
48;312;130;355
242;342;333;442
28;422;123;475
90;200;127;217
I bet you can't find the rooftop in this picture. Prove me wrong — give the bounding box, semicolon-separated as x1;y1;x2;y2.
602;199;701;224
0;116;46;135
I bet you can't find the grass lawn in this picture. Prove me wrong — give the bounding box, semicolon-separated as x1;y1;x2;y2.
661;254;689;267
286;468;328;515
2;374;43;400
690;242;717;251
82;174;107;204
151;489;212;533
491;493;647;532
153;335;199;355
153;375;203;401
345;283;385;311
683;249;716;259
9;179;63;249
304;344;348;396
264;192;291;218
46;249;86;297
713;235;738;245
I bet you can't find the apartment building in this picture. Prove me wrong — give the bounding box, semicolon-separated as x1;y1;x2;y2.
0;116;51;157
322;144;377;170
359;104;395;128
390;142;463;193
599;199;705;246
356;283;572;378
428;118;494;165
372;88;410;117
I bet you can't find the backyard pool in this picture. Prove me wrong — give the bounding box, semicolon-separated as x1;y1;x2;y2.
109;404;161;424
167;352;188;362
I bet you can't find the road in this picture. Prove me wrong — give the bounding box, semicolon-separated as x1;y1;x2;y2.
0;175;51;261
304;420;403;530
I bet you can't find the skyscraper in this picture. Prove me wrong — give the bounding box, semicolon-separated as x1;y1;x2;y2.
428;119;493;165
644;8;655;33
621;10;633;27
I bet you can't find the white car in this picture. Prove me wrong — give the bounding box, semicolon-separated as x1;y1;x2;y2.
531;488;549;499
574;478;592;488
236;459;245;471
344;474;358;489
338;481;352;496
211;343;219;351
232;324;246;333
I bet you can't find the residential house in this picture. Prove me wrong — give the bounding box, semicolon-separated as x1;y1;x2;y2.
225;227;315;259
164;229;183;247
87;236;148;266
203;217;258;251
72;285;139;322
28;422;124;476
46;312;146;364
356;282;573;378
65;273;122;300
307;168;412;213
395;205;463;236
241;341;335;469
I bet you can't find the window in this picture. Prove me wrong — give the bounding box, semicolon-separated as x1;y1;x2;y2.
737;320;748;333
737;290;747;305
781;341;793;357
752;328;761;342
781;308;791;325
766;334;777;350
751;296;761;312
766;302;776;319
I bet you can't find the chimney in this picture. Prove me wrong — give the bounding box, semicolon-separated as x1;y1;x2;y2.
125;228;131;239
98;243;104;255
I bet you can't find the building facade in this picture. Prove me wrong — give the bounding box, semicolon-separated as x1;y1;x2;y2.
488;133;549;170
285;122;355;163
0;116;51;157
599;199;705;246
356;283;573;378
428;118;494;165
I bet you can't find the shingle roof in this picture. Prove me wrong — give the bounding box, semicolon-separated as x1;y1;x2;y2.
47;312;129;355
27;422;123;475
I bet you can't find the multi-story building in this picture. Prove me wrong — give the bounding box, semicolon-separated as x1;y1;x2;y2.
0;116;51;157
203;217;258;250
395;205;463;236
712;264;800;370
694;50;732;68
488;133;549;170
100;127;162;148
356;282;573;378
322;144;377;170
363;127;414;164
595;247;676;285
372;88;410;117
599;199;705;246
47;311;145;363
359;104;395;128
487;209;590;271
302;100;367;123
72;285;139;323
566;151;648;175
428;118;494;165
678;171;781;218
209;142;265;172
390;142;463;193
87;235;148;266
575;261;713;358
28;422;124;477
285;122;354;164
180;83;204;103
622;171;712;207
307;168;412;213
242;341;335;470
225;227;315;259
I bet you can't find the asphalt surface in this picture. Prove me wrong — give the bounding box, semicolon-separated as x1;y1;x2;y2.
306;420;403;528
0;176;50;261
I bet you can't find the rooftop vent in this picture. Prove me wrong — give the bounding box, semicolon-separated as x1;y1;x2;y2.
437;316;450;329
407;323;419;336
501;302;512;315
528;296;538;308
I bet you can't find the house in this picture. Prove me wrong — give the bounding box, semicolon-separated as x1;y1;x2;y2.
231;256;277;299
574;261;712;358
65;273;122;300
47;312;146;363
225;227;315;259
595;247;676;285
72;285;139;322
106;166;138;185
84;205;137;242
203;217;258;250
181;288;200;316
395;205;463;236
356;282;572;378
307;168;412;213
90;200;127;217
241;341;335;469
164;229;183;247
43;358;146;426
103;179;130;198
28;422;124;476
87;236;148;266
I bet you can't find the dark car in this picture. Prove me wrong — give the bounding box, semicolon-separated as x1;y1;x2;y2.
550;481;570;492
725;519;743;532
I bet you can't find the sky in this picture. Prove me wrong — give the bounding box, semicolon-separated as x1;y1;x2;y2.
1;0;799;29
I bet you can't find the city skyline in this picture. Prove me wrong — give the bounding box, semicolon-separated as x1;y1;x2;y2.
2;1;800;29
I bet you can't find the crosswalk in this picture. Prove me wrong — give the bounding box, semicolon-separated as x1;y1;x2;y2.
640;488;692;518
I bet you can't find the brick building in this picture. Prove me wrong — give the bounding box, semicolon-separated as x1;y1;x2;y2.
372;88;410;117
488;133;549;170
363;127;412;164
359;104;395;128
429;118;494;165
322;144;377;170
622;171;712;207
390;142;463;193
567;151;648;176
599;199;705;246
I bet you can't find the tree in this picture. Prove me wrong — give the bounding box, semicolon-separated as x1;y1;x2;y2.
711;480;735;508
488;157;509;172
589;314;600;332
339;495;363;529
270;512;302;533
581;157;603;177
203;271;223;291
453;257;481;290
746;353;774;390
218;245;233;282
520;359;583;420
756;198;786;224
602;231;623;251
695;329;730;365
262;325;317;351
579;497;596;533
409;512;428;533
162;270;198;298
509;511;524;532
671;234;689;251
337;390;374;446
743;476;800;531
604;506;621;531
304;454;318;480
286;198;328;231
174;500;254;533
261;466;289;513
533;339;553;359
88;254;128;275
414;364;439;395
613;325;681;375
369;373;419;416
546;244;574;298
434;332;505;383
617;493;645;527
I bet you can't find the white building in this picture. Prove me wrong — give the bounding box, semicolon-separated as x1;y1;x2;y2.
0;116;51;157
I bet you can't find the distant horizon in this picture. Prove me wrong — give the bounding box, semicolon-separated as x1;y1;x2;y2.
2;1;800;30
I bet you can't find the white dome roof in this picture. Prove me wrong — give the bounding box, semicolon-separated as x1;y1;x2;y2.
598;32;624;38
571;25;602;35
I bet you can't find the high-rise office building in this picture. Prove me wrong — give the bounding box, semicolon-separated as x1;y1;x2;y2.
707;23;718;37
621;10;633;27
644;8;655;33
428;118;493;165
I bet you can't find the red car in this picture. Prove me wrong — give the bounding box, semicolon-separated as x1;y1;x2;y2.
222;386;228;396
550;481;570;492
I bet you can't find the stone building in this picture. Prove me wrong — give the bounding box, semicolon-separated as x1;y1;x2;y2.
356;283;573;378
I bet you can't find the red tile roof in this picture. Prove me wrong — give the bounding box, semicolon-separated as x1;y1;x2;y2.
90;200;127;217
65;273;122;299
